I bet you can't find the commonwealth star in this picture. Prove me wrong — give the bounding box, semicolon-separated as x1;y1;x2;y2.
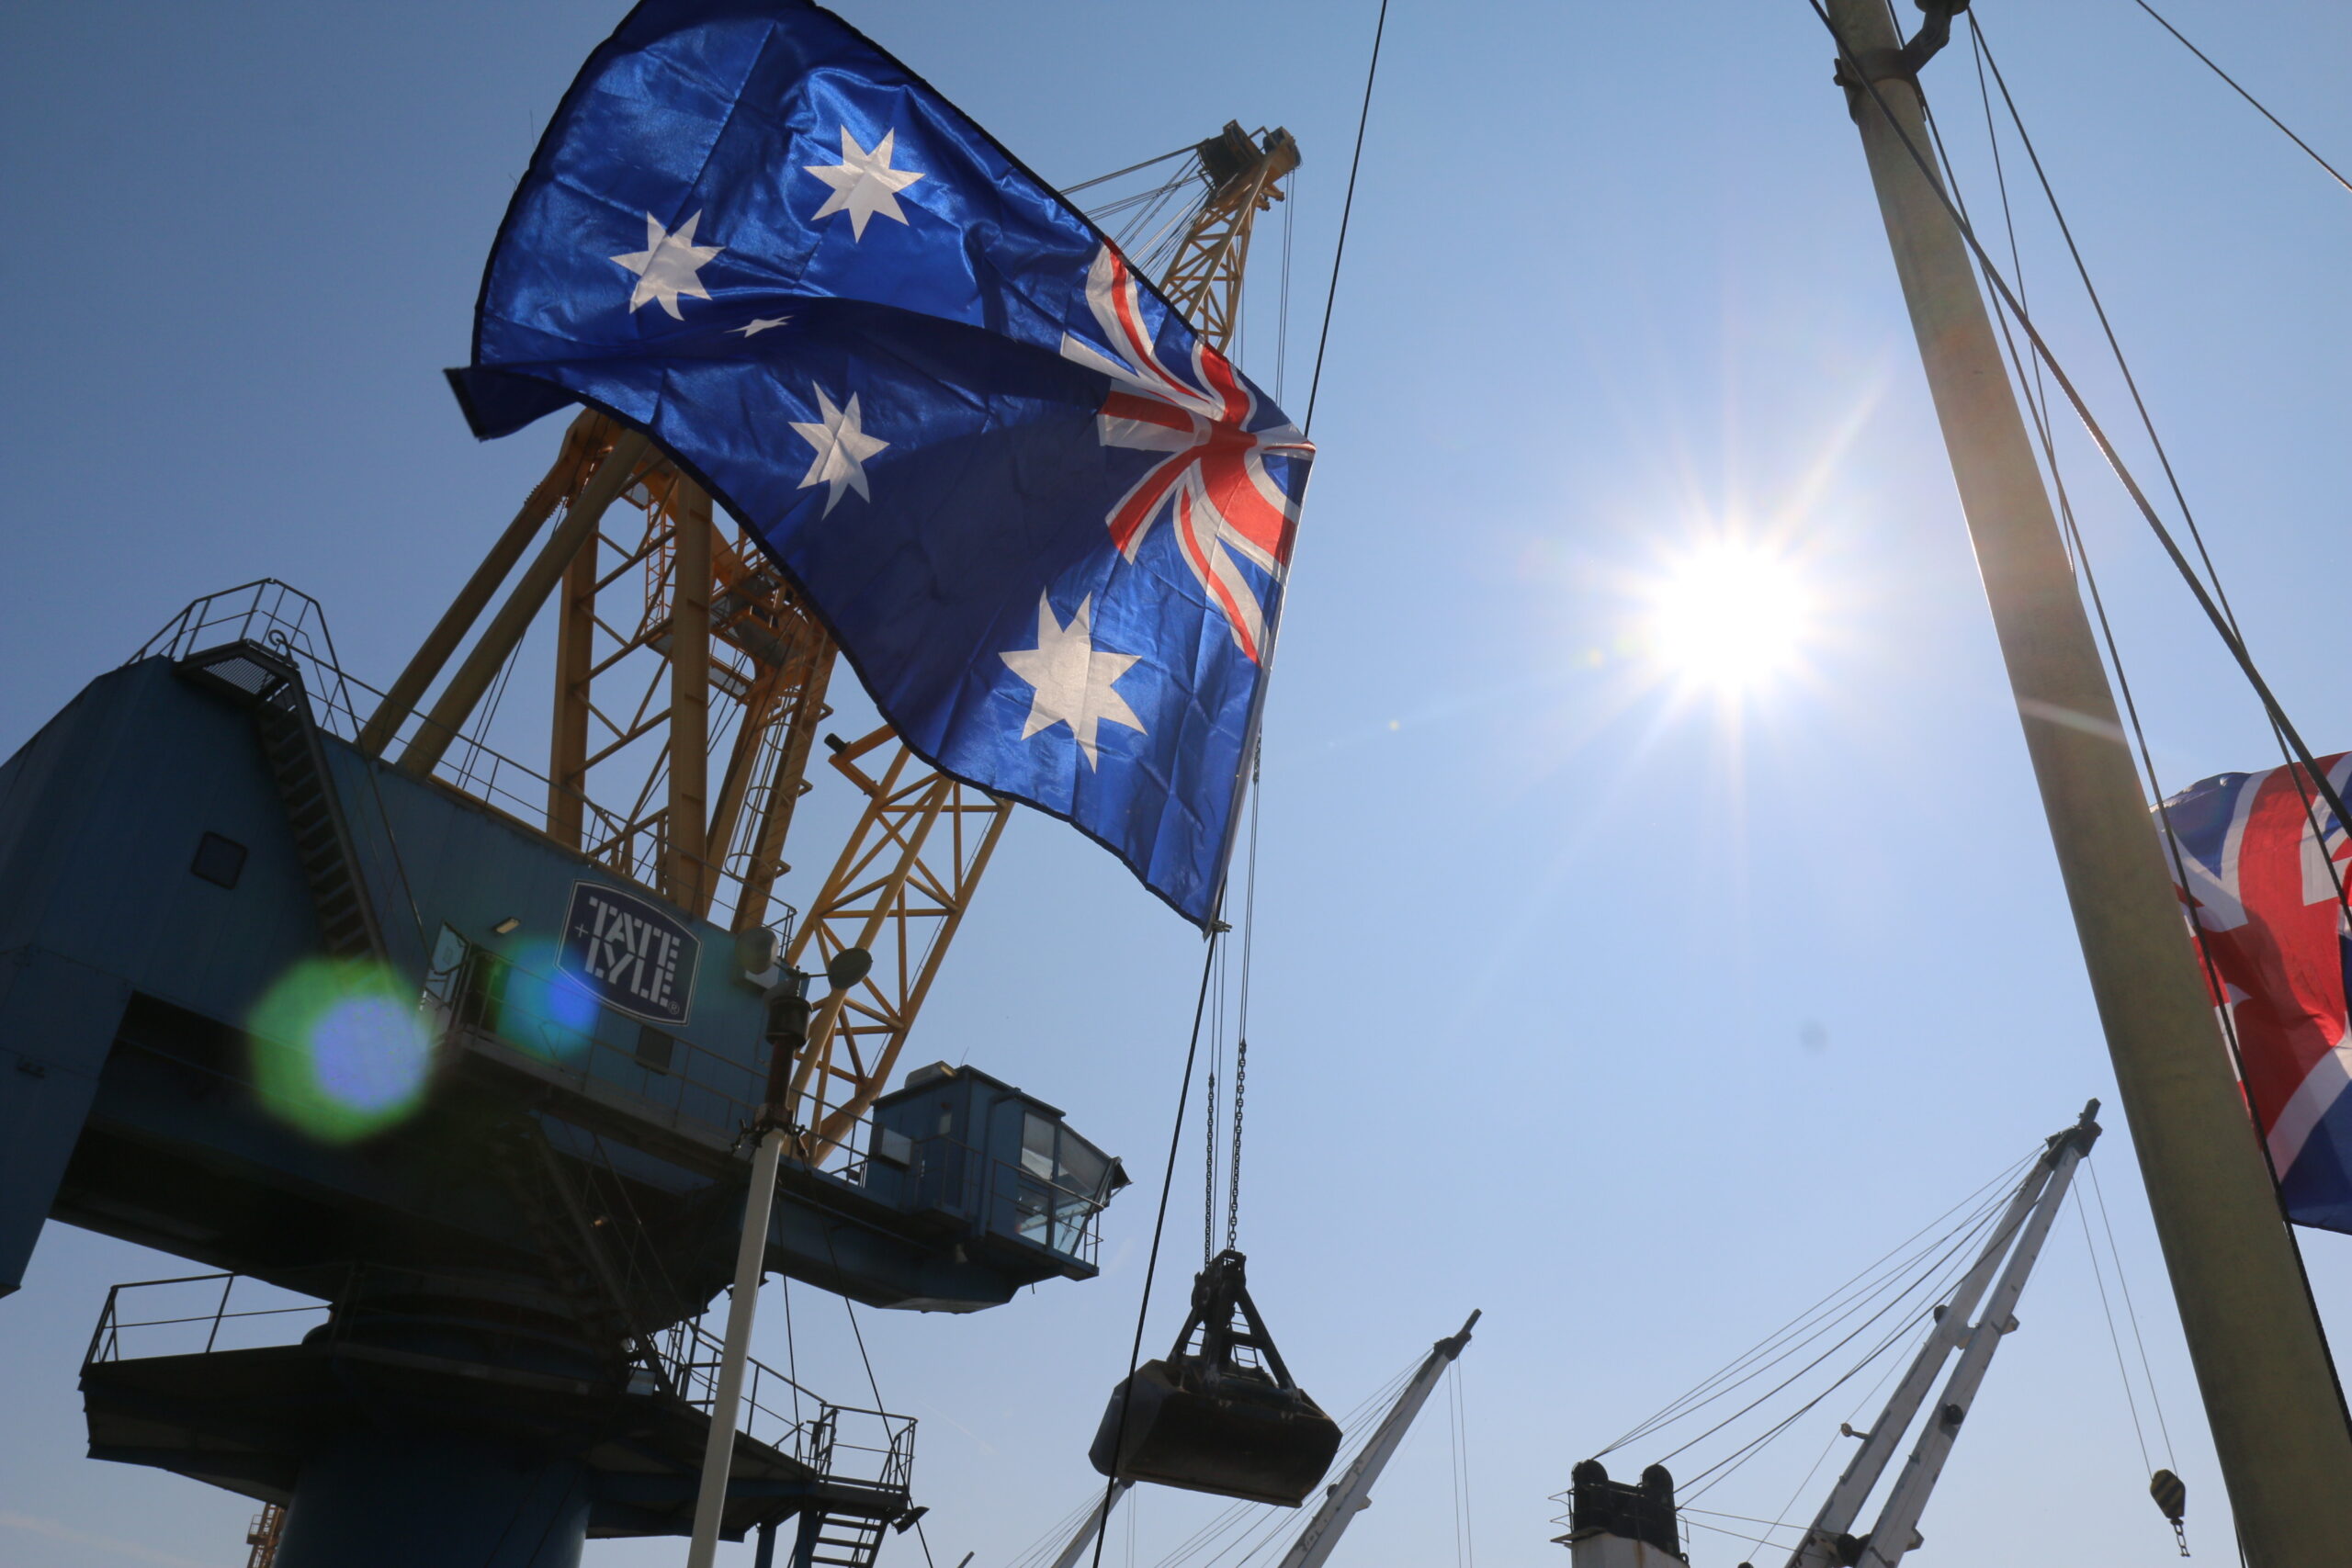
1001;593;1146;770
610;211;722;319
805;127;925;241
789;386;888;514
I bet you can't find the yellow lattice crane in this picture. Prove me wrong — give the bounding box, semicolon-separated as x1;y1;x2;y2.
359;122;1299;1160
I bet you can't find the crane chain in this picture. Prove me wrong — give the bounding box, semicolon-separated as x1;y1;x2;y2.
1225;1037;1246;1251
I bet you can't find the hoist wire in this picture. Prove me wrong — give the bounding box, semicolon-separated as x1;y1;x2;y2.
2075;1181;2155;1475
1939;35;2194;1495
1225;746;1264;1252
2124;0;2352;197
1645;1186;2012;1482
779;1272;803;1422
1064;144;1199;196
1006;1493;1114;1568
1939;10;2352;1433
1302;0;1390;437
1089;938;1223;1568
1827;35;2352;1451
2087;1161;2179;1468
1950;12;2265;1182
1225;1035;1246;1252
1595;1198;1962;1454
1274;172;1297;403
812;1222;890;1412
1803;0;2352;860
1599;1189;2006;1463
1632;1149;2048;1504
1449;1366;1466;1568
1451;1362;1477;1568
1204;936;1225;1266
1673;1194;2022;1497
1973;17;2352;936
1597;1151;2032;1455
1972;23;2242;627
1733;1333;1918;1564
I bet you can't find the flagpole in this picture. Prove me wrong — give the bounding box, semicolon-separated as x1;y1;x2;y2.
686;956;865;1568
1816;4;2352;1560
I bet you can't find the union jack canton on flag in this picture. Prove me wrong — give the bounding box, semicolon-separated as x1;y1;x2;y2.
2163;752;2352;1234
448;0;1311;926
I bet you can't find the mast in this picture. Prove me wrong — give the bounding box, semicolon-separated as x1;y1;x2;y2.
1790;1106;2098;1568
1816;4;2352;1561
1275;1311;1477;1568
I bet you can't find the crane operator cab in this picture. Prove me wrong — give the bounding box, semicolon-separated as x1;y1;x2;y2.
1089;1249;1342;1506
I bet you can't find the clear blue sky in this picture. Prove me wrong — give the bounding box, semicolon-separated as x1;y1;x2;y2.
5;2;2351;1565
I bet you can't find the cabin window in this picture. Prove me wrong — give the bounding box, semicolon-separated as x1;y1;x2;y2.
1022;1112;1057;1178
635;1025;674;1074
190;832;247;889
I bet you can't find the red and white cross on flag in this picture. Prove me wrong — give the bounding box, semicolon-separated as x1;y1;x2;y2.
1059;248;1312;663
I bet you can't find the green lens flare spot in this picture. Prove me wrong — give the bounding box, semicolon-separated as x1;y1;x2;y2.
249;958;433;1141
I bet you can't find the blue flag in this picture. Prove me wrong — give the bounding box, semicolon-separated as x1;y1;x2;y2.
451;0;1311;927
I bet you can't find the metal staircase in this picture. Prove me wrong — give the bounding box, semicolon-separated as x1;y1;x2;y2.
488;1114;677;1393
180;639;386;963
789;1508;892;1568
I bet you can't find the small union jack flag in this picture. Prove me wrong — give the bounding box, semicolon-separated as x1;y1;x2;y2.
2165;752;2352;1233
1060;249;1310;664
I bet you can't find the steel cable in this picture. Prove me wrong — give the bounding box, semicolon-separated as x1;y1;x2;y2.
1802;0;2352;851
2125;0;2352;197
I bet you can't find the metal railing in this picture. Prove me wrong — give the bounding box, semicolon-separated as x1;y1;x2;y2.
844;1136;1110;1269
654;1315;915;1495
83;1269;913;1495
85;1272;335;1368
132;581;794;939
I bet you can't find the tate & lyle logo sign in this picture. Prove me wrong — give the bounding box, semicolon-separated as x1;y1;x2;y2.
559;881;698;1028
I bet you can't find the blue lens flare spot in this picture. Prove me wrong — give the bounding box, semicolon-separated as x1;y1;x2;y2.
249;959;433;1142
497;941;600;1060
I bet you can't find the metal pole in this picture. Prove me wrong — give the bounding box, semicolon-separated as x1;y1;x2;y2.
1820;6;2352;1559
1277;1311;1478;1568
686;987;852;1568
685;1123;787;1568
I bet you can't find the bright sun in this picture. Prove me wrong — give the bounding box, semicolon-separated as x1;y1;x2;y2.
1642;541;1813;694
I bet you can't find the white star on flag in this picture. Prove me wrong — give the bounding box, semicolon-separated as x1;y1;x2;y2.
1000;592;1147;770
733;315;792;336
610;211;723;319
789;385;888;514
805;127;925;240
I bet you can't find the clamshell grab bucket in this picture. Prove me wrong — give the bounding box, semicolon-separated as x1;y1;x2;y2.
1089;1249;1341;1506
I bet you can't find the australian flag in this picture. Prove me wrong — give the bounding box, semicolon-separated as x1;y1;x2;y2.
449;0;1311;926
2163;753;2352;1233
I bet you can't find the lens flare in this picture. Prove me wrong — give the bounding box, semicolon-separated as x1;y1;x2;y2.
249;959;434;1141
496;940;601;1061
1641;540;1813;694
